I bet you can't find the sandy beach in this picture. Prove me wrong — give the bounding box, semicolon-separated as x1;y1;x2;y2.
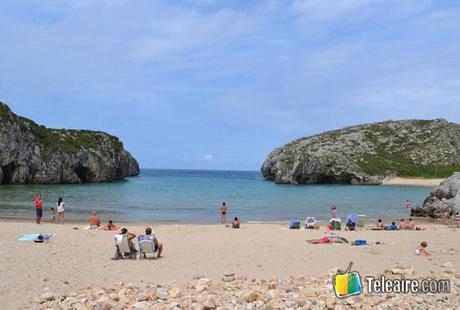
381;177;444;187
1;219;459;309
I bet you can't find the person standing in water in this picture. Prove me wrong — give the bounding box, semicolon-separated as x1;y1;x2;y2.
405;200;413;209
34;194;43;224
220;202;228;224
56;197;65;224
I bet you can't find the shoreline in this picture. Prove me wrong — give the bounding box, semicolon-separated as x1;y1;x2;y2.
0;215;439;226
381;177;444;187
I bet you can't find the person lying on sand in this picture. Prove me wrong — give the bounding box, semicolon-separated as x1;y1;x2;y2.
99;220;119;231
416;241;430;256
138;227;164;258
371;219;385;230
407;218;425;230
231;217;240;229
88;212;101;229
306;235;348;244
385;221;399;230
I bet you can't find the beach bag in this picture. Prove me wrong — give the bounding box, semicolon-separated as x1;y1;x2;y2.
289;220;300;229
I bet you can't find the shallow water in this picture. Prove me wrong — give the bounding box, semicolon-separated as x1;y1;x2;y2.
0;169;432;223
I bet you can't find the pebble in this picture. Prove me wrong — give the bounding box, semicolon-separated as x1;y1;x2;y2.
40;291;55;302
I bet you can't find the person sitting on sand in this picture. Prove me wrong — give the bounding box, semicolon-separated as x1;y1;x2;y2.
415;241;430;256
306;235;348;244
385;221;399;230
371;219;384;230
399;218;407;230
88;212;101;229
232;217;240;229
138;227;163;258
112;228;137;259
99;220;119;231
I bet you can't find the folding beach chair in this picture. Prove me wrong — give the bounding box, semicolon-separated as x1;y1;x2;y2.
138;236;157;260
114;234;134;259
305;217;317;229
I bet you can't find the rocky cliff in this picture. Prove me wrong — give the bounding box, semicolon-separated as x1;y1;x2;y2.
0;101;140;184
411;172;460;218
262;119;460;184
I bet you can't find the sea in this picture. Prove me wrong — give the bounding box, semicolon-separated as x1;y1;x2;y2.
0;169;434;223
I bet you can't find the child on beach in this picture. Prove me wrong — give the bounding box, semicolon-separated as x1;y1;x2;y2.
416;242;430;256
49;207;56;223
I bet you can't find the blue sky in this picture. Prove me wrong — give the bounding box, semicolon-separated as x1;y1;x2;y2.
1;0;459;170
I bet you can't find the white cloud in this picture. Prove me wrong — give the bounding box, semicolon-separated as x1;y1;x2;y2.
204;154;214;161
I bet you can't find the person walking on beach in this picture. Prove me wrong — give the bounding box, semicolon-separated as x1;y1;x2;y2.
34;194;43;224
220;202;228;224
56;197;65;224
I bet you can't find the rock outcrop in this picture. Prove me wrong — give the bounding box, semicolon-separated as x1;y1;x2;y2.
0;101;140;184
262;119;460;184
411;172;460;218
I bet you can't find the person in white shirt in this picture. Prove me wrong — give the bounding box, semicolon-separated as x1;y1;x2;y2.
56;197;65;224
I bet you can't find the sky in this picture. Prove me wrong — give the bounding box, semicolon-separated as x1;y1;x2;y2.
1;0;459;171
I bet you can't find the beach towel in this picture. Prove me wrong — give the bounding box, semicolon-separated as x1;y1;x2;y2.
352;240;367;246
18;233;54;241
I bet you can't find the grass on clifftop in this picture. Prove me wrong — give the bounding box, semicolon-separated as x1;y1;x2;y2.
359;154;460;178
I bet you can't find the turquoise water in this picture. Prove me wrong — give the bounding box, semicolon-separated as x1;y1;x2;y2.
0;169;432;223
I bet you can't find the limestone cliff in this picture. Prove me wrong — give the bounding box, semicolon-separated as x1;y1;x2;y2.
0;101;139;184
411;172;460;218
262;119;460;184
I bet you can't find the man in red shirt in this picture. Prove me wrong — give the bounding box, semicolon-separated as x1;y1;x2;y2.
34;194;43;224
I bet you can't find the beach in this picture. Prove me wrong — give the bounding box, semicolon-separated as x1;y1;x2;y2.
1;220;459;309
381;177;444;187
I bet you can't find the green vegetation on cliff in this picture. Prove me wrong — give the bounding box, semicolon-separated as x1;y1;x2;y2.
262;119;460;184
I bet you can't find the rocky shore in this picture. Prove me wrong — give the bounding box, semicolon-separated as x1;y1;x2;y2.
38;266;459;310
412;172;460;218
